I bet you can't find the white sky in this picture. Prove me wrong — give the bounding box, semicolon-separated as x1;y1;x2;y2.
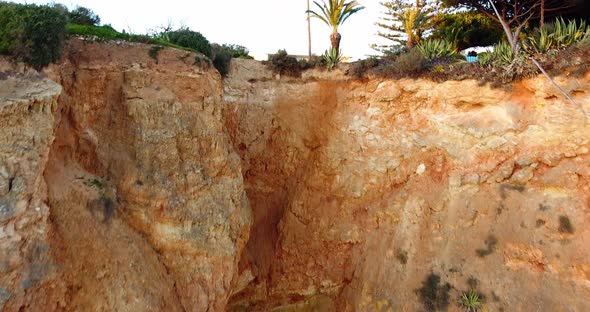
16;0;390;60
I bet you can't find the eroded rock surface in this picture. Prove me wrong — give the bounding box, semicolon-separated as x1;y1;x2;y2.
2;44;590;312
0;72;61;311
225;59;590;311
1;40;252;312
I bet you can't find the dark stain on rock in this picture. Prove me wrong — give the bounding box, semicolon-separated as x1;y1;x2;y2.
417;273;452;312
558;215;574;234
476;235;498;257
396;249;408;265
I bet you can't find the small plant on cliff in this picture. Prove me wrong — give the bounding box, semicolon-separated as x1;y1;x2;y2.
268;49;301;77
210;44;253;77
459;290;483;312
149;45;164;63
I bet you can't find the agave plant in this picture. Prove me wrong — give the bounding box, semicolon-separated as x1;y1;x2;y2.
491;41;515;66
477;51;493;66
459;290;483;312
323;47;341;70
524;27;554;54
553;18;588;48
306;0;365;52
417;39;457;60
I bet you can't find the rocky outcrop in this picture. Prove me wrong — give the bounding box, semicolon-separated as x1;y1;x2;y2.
1;40;252;312
0;71;61;311
224;59;590;311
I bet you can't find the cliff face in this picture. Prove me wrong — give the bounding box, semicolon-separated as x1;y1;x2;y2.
1;43;590;312
0;70;61;311
1;40;251;312
224;59;590;311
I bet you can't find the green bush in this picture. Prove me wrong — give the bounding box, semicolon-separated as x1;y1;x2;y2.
348;57;380;78
211;44;233;77
0;2;67;70
299;55;326;70
432;11;503;51
417;39;458;60
164;28;212;58
69;6;100;26
218;44;253;59
375;48;426;76
209;44;254;77
268;49;301;77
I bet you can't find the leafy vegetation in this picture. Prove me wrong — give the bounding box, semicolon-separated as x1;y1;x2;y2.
268;50;302;77
417;39;458;60
525;18;589;54
459;290;484;312
348;57;379;78
68;6;100;26
431;11;503;51
164;28;212;58
0;2;67;70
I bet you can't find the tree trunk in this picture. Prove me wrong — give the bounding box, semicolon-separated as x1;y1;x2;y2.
330;32;341;51
487;0;518;51
307;0;312;59
541;0;545;28
406;37;415;49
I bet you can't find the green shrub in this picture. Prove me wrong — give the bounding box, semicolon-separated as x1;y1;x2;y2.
218;44;253;59
69;6;100;26
299;55;326;70
211;44;233;77
164;28;212;58
417;39;458;60
374;48;426;77
348;57;379;78
209;44;254;77
323;48;341;70
477;51;493;66
268;49;301;77
432;11;503;51
392;48;426;74
0;2;67;70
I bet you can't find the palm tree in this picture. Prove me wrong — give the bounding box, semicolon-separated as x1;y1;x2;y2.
306;0;365;52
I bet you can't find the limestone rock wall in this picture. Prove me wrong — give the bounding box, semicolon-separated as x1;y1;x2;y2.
0;72;61;311
224;59;590;311
0;40;252;312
